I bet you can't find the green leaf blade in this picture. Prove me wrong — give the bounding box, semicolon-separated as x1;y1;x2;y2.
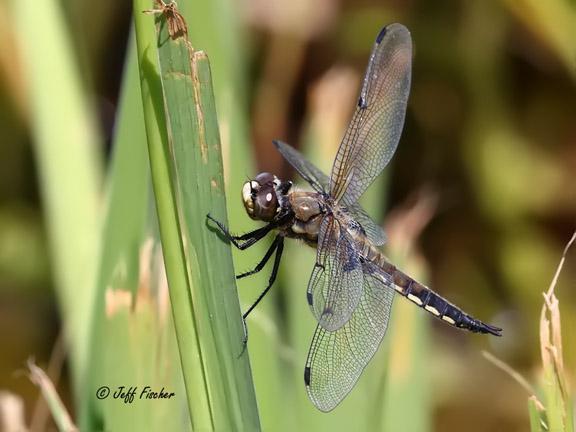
134;2;261;429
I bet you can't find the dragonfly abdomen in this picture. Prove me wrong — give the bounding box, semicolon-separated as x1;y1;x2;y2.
364;244;501;336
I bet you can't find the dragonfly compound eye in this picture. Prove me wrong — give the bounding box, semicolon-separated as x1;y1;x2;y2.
254;172;276;185
253;183;279;221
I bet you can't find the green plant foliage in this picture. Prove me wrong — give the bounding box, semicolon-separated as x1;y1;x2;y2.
133;1;260;429
12;0;103;397
81;31;191;431
5;0;575;430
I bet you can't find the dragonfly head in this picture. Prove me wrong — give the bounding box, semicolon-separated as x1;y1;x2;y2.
242;172;288;222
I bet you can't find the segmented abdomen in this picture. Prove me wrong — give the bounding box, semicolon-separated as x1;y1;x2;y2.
360;239;501;336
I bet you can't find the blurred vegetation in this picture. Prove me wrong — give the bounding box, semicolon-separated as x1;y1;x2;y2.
0;0;575;431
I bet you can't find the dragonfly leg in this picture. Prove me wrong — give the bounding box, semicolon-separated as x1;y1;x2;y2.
206;213;273;250
237;235;282;279
241;237;285;346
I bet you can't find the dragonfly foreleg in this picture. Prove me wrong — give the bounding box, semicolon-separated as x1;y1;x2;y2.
207;213;274;250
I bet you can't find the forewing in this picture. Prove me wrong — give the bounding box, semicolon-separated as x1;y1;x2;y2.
347;203;387;246
330;23;412;206
307;216;363;332
304;261;395;412
273;140;329;192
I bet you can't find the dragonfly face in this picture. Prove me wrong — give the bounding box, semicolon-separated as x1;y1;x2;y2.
241;172;282;222
209;22;502;413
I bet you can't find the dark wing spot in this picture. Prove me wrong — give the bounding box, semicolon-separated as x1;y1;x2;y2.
304;366;311;385
376;26;387;43
357;96;368;109
307;292;313;306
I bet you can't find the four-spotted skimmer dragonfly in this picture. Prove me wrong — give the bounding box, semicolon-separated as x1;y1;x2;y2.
209;23;501;412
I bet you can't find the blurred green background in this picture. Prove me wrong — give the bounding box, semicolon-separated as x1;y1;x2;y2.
0;0;575;430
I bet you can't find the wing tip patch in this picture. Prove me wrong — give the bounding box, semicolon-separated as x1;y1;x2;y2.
306;291;313;306
357;96;368;109
376;26;387;44
304;366;311;385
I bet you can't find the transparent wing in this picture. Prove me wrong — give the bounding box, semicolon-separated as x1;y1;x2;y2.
273;140;329;192
304;261;395;412
347;203;387;246
307;216;363;332
330;23;412;206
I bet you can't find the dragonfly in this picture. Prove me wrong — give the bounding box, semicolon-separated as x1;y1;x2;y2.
208;23;501;412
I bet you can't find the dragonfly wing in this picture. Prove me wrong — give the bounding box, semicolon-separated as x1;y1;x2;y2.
307;216;364;331
273;140;329;192
347;203;387;246
330;23;412;206
304;260;395;412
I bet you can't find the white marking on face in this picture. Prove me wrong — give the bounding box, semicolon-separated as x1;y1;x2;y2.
393;285;403;293
242;182;252;204
442;315;456;325
425;305;440;316
266;192;273;202
407;293;423;305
